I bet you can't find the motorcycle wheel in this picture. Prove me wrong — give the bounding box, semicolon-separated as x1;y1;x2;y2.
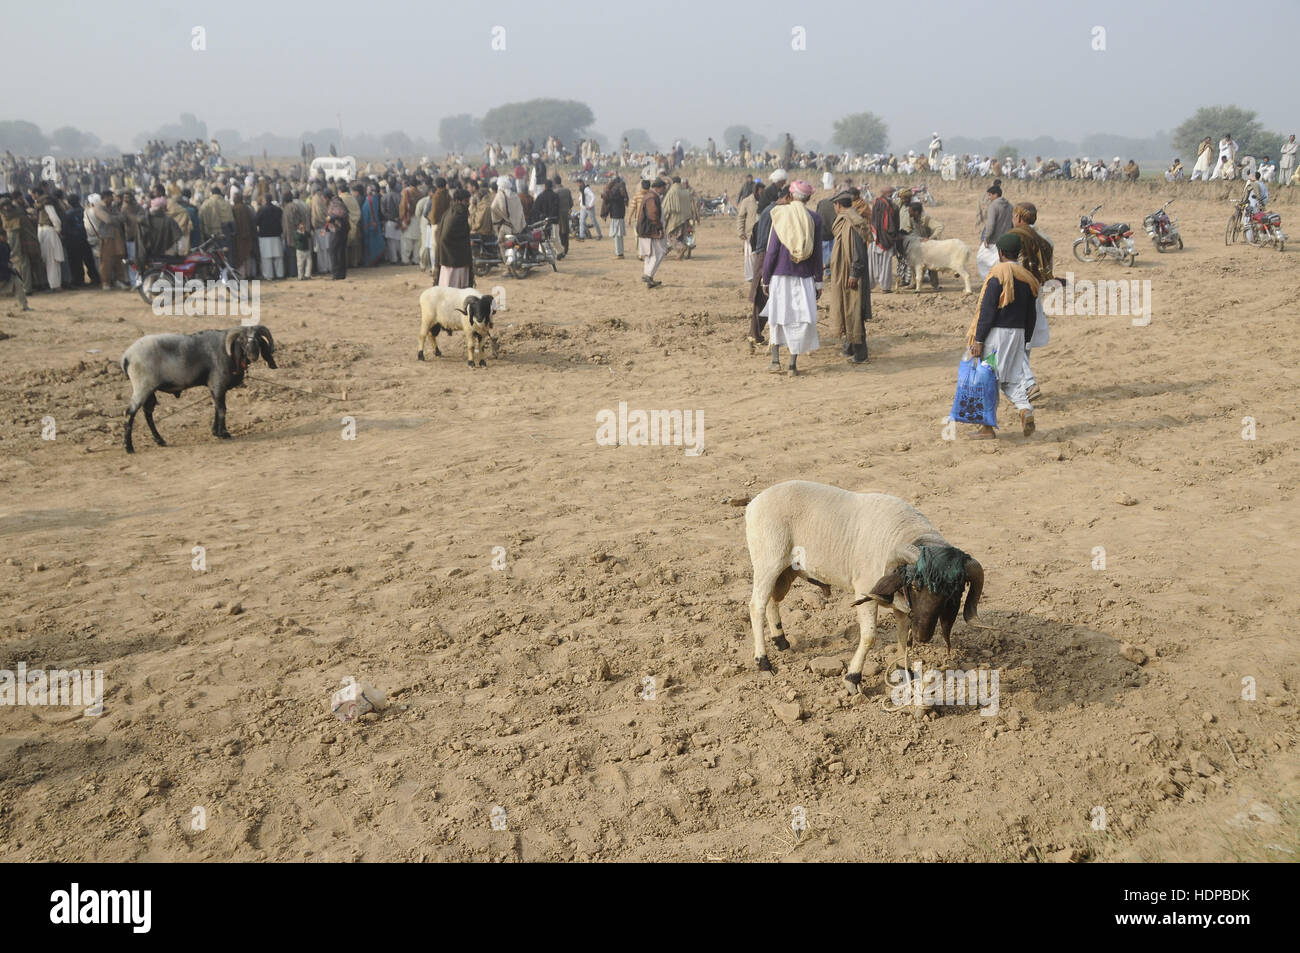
138;267;168;304
474;261;494;277
1155;239;1165;253
1177;237;1184;250
508;260;527;279
1123;251;1136;268
1072;237;1099;263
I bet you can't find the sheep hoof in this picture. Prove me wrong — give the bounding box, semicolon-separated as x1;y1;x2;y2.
477;360;486;368
842;672;863;695
467;360;475;368
216;431;232;440
124;443;135;454
756;655;773;673
434;349;441;357
771;633;790;651
417;351;424;361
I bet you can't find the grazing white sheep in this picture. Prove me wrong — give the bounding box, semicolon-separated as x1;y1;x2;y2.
744;481;985;693
903;238;972;293
417;286;498;368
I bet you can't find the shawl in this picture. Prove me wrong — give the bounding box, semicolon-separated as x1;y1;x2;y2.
769;203;815;263
829;206;869;284
966;261;1040;349
870;196;896;250
1010;224;1053;283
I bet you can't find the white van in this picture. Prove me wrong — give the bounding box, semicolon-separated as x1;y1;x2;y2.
310;155;357;183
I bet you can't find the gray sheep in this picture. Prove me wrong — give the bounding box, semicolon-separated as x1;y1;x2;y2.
120;325;276;453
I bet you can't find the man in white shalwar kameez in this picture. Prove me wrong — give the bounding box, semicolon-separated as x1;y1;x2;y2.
759;180;822;375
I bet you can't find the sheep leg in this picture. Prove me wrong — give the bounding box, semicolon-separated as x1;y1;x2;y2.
466;326;476;367
959;264;971;293
474;332;486;368
123;396;143;454
142;393;166;446
749;566;783;671
893;607;913;676
844;599;879;694
211;388;231;439
768;568;795;651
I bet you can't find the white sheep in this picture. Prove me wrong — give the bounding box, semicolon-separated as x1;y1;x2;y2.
744;481;985;693
417;286;499;368
903;238;972;293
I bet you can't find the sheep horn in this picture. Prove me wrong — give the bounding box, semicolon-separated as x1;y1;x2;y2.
963;557;992;628
254;325;277;368
224;328;241;357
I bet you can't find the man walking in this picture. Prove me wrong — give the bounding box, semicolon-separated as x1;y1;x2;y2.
967;232;1039;439
759;180;822;374
602;175;628;258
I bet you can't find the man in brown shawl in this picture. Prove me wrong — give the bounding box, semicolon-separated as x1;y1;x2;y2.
828;192;872;363
93;191;128;289
426;178;451;274
230;190;257;277
436;189;474;289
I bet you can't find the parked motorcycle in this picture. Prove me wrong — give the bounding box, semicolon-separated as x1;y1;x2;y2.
1072;204;1137;267
471;233;504;276
697;193;735;216
137;237;244;304
503;220;559;278
1225;200;1285;252
1143;199;1183;252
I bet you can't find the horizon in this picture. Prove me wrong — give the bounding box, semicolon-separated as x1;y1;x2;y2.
5;0;1296;159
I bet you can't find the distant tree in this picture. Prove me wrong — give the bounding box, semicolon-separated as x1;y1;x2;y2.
992;144;1020;161
481;99;594;145
723;124;765;151
831;112;888;154
381;130;415;156
1173;105;1278;161
0;120;48;154
50;126;101;155
438;115;482;153
619;128;657;152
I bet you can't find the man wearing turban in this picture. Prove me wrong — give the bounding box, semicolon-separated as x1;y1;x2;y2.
965;231;1039;439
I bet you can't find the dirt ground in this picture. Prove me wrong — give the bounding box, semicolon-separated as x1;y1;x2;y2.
0;171;1296;862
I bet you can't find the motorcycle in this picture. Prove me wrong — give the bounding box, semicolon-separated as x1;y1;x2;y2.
697;193;735;217
1072;204;1137;267
137;237;245;304
471;233;504;276
502;220;559;278
1225;200;1285;252
1143;199;1183;252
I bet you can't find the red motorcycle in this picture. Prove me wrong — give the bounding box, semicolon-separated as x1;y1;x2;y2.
1226;200;1285;252
502;220;559;279
137;237;245;303
1072;204;1137;267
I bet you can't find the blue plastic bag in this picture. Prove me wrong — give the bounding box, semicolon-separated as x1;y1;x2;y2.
950;355;999;427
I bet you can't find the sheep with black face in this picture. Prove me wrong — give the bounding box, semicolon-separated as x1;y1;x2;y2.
744;481;985;694
417;286;498;368
120;325;276;453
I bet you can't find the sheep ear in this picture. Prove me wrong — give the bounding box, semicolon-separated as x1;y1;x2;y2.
854;569;906;607
224;328;241;357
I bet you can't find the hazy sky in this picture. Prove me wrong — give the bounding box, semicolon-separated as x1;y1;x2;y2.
12;0;1299;151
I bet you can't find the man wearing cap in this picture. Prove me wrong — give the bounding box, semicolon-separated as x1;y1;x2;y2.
966;231;1039;439
828;190;871;364
929;133;942;166
637;179;668;289
759;180;822;374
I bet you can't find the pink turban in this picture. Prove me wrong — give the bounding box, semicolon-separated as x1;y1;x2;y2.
790;180;814;199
